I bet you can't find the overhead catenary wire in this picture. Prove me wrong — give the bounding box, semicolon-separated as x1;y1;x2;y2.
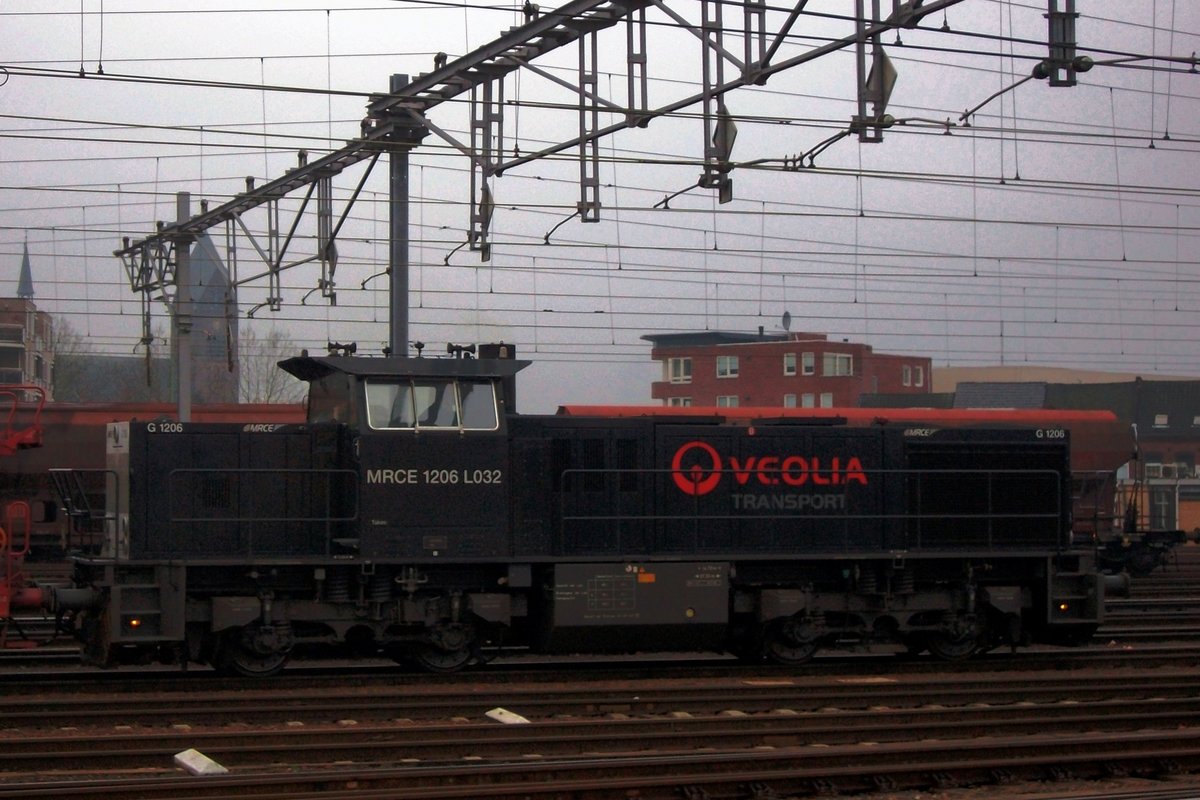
2;1;1198;384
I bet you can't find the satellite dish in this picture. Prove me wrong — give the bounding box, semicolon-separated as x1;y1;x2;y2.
781;311;792;331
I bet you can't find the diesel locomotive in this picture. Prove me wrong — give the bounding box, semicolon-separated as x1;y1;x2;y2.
45;345;1110;675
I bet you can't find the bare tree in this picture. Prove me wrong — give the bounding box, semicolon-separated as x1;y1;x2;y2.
238;326;306;404
49;317;87;400
53;320;175;403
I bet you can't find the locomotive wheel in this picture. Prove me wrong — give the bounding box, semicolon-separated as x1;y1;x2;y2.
925;631;979;662
409;622;476;673
214;626;290;678
762;618;819;665
411;644;473;673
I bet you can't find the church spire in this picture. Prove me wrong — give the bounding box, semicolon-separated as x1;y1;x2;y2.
17;240;34;299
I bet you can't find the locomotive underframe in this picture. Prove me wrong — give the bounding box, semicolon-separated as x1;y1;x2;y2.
66;547;1100;672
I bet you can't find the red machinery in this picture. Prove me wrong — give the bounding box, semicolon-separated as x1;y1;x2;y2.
0;386;50;648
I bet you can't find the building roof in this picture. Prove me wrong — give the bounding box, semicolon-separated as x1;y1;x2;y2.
953;382;1047;409
17;242;33;300
191;232;231;307
859;392;955;409
932;365;1198;393
1044;382;1138;417
641;330;792;348
862;376;1200;440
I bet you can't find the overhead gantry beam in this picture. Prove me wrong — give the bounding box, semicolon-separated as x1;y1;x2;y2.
113;0;970;365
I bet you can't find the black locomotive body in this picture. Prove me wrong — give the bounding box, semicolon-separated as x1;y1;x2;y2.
57;350;1105;674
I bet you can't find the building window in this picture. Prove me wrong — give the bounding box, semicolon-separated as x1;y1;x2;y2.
667;396;692;407
716;395;739;407
783;353;796;376
801;393;815;408
1154;414;1169;428
820;392;834;408
914;365;924;387
1150;486;1176;530
783;394;797;408
716;355;739;378
902;365;911;386
668;357;692;384
801;352;815;375
823;353;852;377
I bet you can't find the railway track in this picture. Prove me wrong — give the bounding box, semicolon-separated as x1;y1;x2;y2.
1;548;1198;798
5;669;1200;728
3;666;1200;798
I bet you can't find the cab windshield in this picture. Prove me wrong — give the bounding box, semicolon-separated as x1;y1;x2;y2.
364;379;498;431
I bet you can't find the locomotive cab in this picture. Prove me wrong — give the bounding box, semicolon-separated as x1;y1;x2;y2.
278;347;529;561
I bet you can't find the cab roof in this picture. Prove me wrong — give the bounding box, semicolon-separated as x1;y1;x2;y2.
278;355;530;383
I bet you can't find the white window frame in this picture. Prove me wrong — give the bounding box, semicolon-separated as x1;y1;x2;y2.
783;352;796;376
914;365;924;387
801;393;815;408
667;396;692;407
902;365;911;387
716;395;739;407
819;392;834;408
716;355;739;379
668;357;692;384
801;352;815;375
822;353;853;377
783;393;797;408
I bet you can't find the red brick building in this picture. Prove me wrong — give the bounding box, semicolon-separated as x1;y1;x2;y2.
0;299;53;396
644;330;931;408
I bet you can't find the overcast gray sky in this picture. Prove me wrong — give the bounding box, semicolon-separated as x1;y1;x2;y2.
1;1;1197;411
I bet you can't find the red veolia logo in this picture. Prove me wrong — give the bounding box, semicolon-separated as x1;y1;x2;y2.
671;440;723;496
671;440;868;496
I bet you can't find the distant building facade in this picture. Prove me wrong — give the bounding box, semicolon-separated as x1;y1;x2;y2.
8;232;238;404
0;299;54;396
179;232;238;404
644;330;932;408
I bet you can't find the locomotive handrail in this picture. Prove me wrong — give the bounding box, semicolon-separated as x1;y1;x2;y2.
48;468;117;522
164;467;361;560
165;468;360;523
48;468;119;557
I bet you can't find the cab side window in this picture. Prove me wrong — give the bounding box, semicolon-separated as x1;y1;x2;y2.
460;380;498;429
